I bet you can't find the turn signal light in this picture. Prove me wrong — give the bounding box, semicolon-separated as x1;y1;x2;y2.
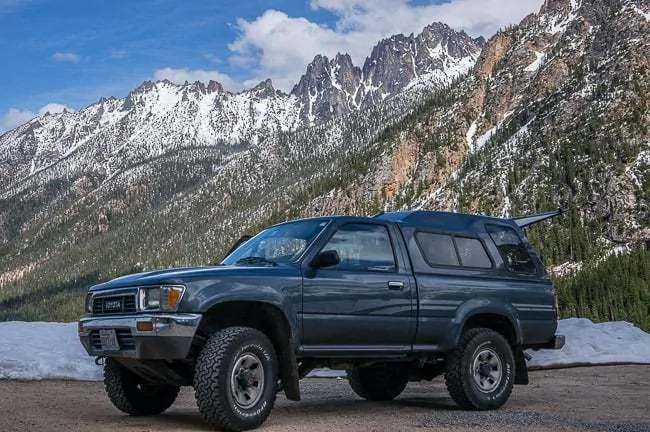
165;286;184;310
136;321;154;332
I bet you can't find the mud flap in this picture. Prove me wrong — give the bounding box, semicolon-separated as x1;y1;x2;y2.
280;340;301;401
514;346;529;385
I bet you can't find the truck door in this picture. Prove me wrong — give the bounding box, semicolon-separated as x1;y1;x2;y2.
300;221;415;355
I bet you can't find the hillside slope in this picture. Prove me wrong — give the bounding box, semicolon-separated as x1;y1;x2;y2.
0;0;648;323
301;0;649;266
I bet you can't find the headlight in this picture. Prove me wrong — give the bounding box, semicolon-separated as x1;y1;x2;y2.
86;292;94;313
139;285;185;311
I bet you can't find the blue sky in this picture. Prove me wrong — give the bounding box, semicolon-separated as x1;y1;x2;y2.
0;0;542;131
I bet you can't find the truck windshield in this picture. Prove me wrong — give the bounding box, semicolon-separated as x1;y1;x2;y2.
222;219;331;266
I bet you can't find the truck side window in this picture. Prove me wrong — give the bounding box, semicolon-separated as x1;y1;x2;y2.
486;224;537;274
415;232;459;267
454;237;492;268
321;223;396;272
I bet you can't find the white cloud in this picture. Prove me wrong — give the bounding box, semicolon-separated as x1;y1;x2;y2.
203;53;223;64
52;52;80;62
1;103;73;132
38;103;72;116
1;108;35;132
229;0;544;90
153;67;240;91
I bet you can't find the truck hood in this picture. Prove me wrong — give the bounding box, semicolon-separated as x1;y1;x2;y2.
88;265;287;292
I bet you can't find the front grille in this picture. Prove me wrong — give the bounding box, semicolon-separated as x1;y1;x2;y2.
92;293;137;315
90;329;136;351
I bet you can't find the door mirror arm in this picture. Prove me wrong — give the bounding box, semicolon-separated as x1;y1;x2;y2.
310;250;340;269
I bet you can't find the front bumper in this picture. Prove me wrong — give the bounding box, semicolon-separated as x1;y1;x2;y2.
78;313;202;359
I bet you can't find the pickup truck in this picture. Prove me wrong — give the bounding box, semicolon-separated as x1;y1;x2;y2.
78;209;565;431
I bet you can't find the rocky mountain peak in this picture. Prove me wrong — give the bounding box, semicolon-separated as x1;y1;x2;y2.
207;80;224;93
133;80;156;94
473;36;487;47
290;22;481;123
540;0;578;15
249;78;277;98
360;21;481;106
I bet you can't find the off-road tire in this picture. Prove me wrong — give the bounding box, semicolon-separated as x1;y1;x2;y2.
104;358;180;415
194;327;278;431
445;328;515;410
347;363;409;401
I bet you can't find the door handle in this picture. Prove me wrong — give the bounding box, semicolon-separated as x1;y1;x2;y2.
387;281;405;290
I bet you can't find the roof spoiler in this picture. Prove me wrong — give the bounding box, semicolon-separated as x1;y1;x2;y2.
511;208;564;228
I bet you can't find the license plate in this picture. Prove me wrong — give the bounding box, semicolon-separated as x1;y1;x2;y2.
99;329;119;351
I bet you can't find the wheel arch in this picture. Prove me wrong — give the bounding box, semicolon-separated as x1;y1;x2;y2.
449;302;528;386
460;312;520;345
448;300;523;349
193;300;300;401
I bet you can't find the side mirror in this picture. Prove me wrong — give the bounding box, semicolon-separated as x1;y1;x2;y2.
310;250;340;269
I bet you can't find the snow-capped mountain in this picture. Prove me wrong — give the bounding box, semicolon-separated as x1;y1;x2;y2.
0;80;301;195
292;23;480;124
0;0;648;324
0;22;480;195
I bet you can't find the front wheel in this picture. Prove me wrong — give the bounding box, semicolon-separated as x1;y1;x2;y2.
194;327;278;431
445;328;515;410
104;358;180;415
347;363;409;401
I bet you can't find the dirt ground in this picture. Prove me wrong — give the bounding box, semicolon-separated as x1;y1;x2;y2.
0;365;648;432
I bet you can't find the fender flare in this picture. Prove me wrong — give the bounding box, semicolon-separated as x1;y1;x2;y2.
198;294;301;401
444;298;523;351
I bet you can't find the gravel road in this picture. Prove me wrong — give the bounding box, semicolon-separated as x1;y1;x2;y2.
0;365;648;432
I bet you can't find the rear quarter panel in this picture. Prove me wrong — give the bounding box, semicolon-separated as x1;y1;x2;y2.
400;224;557;350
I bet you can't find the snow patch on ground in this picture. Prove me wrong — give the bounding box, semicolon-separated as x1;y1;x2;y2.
525;51;547;72
0;322;101;380
632;4;650;21
527;319;650;368
472;126;497;153
604;244;632;258
1;319;648;381
543;4;579;35
550;261;583;277
465;120;478;147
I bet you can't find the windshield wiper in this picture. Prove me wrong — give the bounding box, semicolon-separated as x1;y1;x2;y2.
234;256;277;266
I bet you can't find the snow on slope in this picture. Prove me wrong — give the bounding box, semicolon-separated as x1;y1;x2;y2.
0;319;648;381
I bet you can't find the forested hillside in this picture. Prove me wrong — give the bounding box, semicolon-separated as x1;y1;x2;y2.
556;247;650;331
0;0;648;328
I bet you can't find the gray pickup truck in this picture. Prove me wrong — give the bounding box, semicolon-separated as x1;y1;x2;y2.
78;210;565;431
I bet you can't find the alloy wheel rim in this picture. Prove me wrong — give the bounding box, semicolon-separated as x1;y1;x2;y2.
230;353;265;408
471;347;503;393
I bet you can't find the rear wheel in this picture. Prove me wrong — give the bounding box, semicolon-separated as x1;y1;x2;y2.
104;358;179;416
194;326;278;431
347;363;409;401
445;328;515;410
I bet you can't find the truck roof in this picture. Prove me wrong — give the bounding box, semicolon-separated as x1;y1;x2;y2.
374;210;516;234
276;211;516;236
276;208;561;235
